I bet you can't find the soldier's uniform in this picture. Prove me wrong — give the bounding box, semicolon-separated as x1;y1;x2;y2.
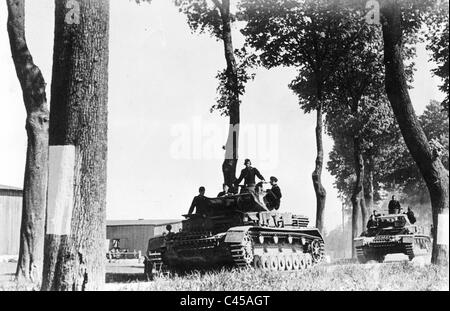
235;166;265;193
388;199;401;214
266;184;282;210
188;195;208;215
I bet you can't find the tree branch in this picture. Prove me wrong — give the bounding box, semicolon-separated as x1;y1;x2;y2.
6;0;46;113
211;0;222;11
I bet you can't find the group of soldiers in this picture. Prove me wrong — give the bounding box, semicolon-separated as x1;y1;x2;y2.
366;195;417;229
188;158;282;214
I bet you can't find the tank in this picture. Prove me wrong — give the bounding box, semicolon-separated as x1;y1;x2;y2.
354;213;432;263
144;192;325;279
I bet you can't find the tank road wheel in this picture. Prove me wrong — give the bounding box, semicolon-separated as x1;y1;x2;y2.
292;255;300;270
299;254;307;270
254;255;262;269
278;255;286;271
305;254;313;268
269;256;279;271
261;255;270;270
310;240;324;263
285;255;293;270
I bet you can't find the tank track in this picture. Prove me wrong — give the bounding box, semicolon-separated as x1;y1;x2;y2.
355;246;384;263
356;236;431;263
355;246;365;263
228;230;324;270
405;243;414;260
144;252;167;279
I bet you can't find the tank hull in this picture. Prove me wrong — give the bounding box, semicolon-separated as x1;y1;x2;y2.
145;226;324;278
355;234;431;263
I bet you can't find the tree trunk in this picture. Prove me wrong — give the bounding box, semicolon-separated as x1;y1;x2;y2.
366;158;374;211
312;102;326;232
351;196;359;259
219;0;240;189
6;0;49;286
41;0;109;291
360;197;368;234
351;137;365;258
381;0;449;265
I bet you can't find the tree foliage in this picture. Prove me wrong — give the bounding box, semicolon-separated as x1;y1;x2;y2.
330;100;449;207
424;0;449;112
213;47;259;116
239;0;369;106
172;0;258;116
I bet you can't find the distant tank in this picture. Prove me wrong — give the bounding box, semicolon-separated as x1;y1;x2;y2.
354;213;432;263
144;191;324;279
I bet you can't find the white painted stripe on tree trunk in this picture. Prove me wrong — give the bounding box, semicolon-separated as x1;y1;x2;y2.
437;213;449;246
224;124;239;160
46;145;75;235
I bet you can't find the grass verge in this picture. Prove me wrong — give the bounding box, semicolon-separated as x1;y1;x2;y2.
104;261;449;291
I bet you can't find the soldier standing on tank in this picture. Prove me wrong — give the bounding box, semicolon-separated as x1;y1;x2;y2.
266;176;282;210
234;159;265;193
388;195;401;214
188;186;207;215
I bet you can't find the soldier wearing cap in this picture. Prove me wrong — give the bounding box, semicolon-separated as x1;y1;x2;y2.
234;159;265;193
266;176;282;210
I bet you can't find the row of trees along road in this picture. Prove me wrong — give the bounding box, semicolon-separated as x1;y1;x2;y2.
239;0;448;263
328;100;449;256
8;0;110;290
6;0;448;290
127;0;450;265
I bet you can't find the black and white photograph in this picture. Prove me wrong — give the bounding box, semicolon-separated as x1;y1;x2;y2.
0;0;448;296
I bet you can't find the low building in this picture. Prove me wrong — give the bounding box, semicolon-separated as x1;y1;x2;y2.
106;219;182;254
0;184;181;257
0;185;22;256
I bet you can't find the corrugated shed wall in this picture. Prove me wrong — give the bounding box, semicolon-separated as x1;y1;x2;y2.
0;190;22;255
106;225;154;253
106;222;182;253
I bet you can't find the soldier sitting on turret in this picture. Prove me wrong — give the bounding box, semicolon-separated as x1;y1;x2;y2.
188;186;208;215
266;176;282;210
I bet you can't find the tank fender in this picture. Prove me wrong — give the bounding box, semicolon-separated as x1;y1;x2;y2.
224;226;253;243
147;235;166;252
401;236;414;244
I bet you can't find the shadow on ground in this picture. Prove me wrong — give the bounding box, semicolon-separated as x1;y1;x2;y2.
106;272;148;283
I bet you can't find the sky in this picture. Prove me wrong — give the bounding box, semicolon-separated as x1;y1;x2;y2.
0;0;445;232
